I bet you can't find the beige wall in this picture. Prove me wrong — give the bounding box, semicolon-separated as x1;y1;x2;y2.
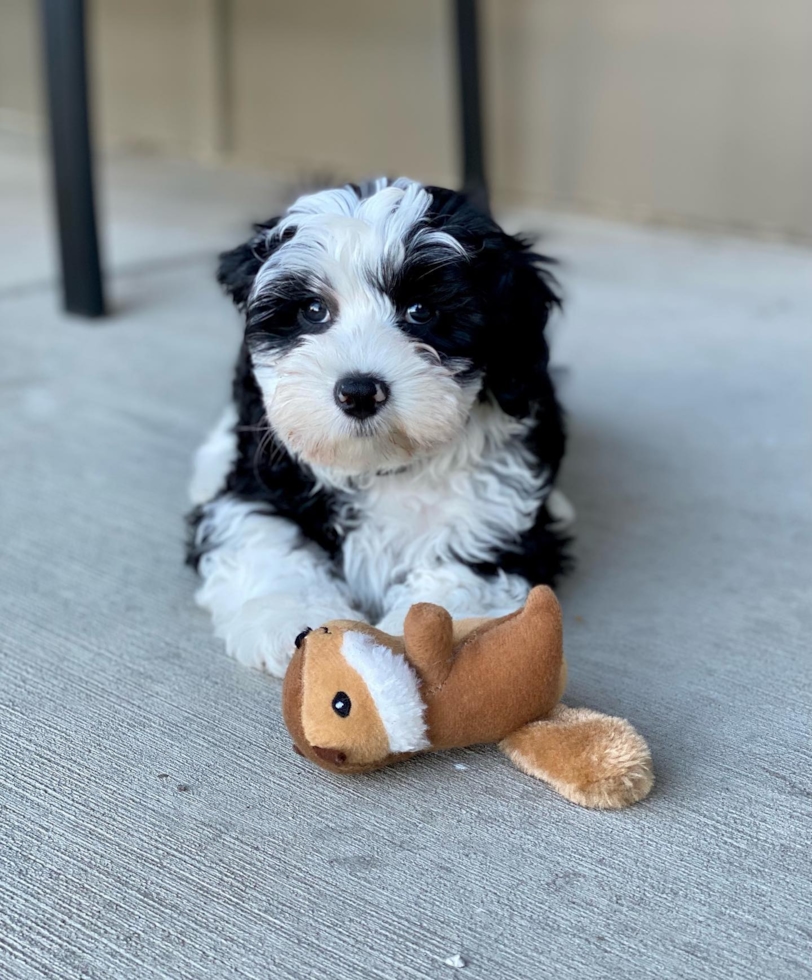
92;0;220;158
229;0;456;186
2;0;811;238
484;0;812;237
0;0;40;127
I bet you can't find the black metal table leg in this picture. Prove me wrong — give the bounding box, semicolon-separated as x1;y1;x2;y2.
453;0;489;214
40;0;105;318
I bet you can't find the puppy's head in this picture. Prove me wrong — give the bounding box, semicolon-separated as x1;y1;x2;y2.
219;178;559;474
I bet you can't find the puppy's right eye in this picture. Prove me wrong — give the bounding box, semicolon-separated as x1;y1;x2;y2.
294;628;312;649
299;298;331;325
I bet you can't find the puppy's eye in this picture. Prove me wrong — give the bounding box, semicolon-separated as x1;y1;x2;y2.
331;692;351;718
299;298;331;325
294;628;312;649
405;302;434;325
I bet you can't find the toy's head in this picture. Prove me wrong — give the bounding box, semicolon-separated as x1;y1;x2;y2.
282;622;430;773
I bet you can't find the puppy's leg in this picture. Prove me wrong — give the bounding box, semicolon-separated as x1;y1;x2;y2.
191;495;358;676
499;705;654;809
376;563;531;634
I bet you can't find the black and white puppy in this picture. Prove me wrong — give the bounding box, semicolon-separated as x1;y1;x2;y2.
187;178;573;676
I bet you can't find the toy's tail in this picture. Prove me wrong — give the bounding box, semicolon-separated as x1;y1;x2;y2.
499;705;653;809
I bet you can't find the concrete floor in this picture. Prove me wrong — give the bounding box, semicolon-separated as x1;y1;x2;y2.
1;132;811;979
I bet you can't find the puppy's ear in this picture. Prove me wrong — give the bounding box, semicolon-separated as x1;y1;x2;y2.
484;237;561;420
216;218;282;309
422;188;561;423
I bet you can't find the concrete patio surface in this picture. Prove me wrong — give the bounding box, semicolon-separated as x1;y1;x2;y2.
1;133;810;979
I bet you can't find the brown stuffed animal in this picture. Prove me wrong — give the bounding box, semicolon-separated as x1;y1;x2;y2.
282;586;653;809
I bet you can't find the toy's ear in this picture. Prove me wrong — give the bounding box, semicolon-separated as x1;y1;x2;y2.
484;239;562;420
403;603;455;689
216;218;282;309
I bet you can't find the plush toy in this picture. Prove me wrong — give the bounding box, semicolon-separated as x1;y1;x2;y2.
282;586;653;809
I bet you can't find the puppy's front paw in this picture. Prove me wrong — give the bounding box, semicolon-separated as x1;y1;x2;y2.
221;596;311;676
375;607;410;636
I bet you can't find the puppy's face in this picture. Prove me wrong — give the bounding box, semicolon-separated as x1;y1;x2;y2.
219;179;559;474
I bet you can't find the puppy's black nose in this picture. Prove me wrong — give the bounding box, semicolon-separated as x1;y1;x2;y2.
334;375;389;420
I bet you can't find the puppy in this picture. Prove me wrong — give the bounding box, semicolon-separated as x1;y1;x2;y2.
187;178;572;676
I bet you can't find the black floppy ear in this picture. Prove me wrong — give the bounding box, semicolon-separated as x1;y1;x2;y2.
421;187;562;424
484;237;561;420
216;218;281;308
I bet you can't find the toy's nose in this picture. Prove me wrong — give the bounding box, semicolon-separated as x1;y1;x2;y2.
334;375;389;420
312;745;347;766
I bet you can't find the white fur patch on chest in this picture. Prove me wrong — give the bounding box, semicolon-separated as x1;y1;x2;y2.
332;404;549;617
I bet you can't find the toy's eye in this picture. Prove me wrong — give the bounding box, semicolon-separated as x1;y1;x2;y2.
294;628;312;649
331;692;351;718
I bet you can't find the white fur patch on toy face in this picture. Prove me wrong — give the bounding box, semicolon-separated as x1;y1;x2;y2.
340;631;429;754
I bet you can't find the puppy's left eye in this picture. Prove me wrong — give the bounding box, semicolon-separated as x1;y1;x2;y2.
405;302;434;325
332;692;351;718
299;298;331;325
294;628;312;649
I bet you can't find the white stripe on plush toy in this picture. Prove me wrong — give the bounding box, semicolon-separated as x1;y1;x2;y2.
341;631;429;754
